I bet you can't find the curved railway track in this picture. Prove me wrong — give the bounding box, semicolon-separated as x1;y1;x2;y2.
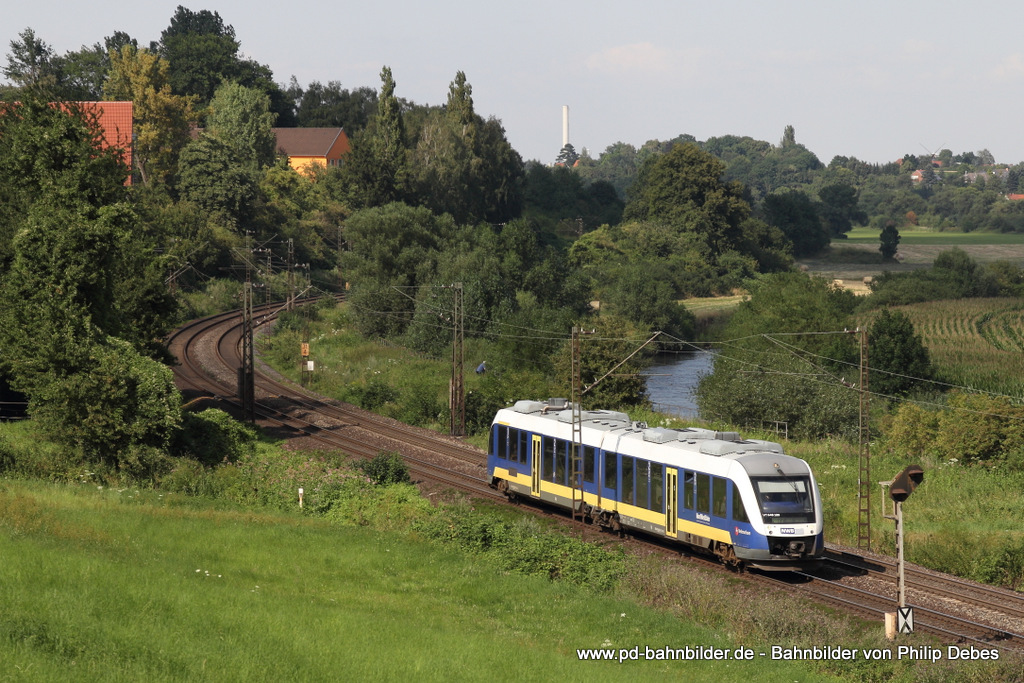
168;303;1024;656
168;301;497;502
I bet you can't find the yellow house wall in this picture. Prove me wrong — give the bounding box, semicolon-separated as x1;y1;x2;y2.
288;155;327;175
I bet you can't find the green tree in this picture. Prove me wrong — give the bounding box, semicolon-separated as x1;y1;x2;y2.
575;141;640;200
2;28;61;96
762;190;829;257
0;200;180;461
205;81;277;169
155;7;241;104
603;263;696;342
371;66;408;202
624;143;751;255
104;44;198;186
879;221;900;261
818;183;866;238
59;41;111;100
555;143;579;167
29;336;181;464
868;309;932;397
410;75;523;225
341;202;453;337
552;314;652;409
0;95;128;267
290;78;377;131
337;66;409;208
780;124;796;147
154;6;292;123
695;271;860;438
177;135;259;227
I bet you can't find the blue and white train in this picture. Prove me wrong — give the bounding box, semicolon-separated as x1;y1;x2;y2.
487;399;824;570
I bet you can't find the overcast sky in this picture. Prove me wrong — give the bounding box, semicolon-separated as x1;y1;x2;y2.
6;1;1024;166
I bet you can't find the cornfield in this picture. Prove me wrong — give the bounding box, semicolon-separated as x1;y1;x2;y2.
862;298;1024;397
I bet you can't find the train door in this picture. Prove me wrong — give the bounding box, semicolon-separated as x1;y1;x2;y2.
531;434;542;497
665;468;678;538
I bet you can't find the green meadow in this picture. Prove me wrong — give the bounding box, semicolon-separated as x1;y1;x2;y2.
0;479;841;683
843;228;1024;246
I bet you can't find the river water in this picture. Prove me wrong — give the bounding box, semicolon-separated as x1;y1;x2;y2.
645;351;716;419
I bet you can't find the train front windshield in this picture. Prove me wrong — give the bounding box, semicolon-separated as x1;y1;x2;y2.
751;477;815;524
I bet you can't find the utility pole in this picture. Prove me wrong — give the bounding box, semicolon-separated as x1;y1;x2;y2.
286;238;295;311
264;249;273;305
856;327;871;551
337;223;345;292
447;284;465;437
570;326;591;522
238;233;256;422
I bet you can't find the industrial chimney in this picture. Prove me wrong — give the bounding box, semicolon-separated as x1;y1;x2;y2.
562;105;569;148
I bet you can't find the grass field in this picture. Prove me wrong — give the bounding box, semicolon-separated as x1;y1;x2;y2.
844;227;1024;245
0;479;841;682
799;229;1024;285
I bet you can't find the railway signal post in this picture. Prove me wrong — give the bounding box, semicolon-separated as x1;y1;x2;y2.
880;464;925;637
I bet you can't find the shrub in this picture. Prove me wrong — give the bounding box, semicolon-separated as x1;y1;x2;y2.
413;504;626;592
356;378;398;411
398;380;443;426
173;408;257;466
883;403;940;458
354;451;411;486
116;444;174;484
980;538;1024;590
324;481;432;530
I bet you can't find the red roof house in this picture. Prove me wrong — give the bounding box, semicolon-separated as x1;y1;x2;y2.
69;102;133;183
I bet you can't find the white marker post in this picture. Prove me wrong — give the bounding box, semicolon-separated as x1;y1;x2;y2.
298;487;304;508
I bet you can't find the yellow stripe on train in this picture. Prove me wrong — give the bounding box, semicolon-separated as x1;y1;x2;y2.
492;466;732;545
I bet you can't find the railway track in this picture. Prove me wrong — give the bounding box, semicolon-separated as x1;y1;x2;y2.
168;302;1024;656
169;302;498;502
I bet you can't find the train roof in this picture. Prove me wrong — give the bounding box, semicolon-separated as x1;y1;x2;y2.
495;399;812;478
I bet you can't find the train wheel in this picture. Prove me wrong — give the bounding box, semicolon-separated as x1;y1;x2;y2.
714;542;743;572
496;479;518;504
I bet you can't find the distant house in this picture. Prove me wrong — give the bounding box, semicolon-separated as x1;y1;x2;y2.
78;101;133;175
910;169;924;183
272;128;350;175
1;101;134;183
964;167;1010;184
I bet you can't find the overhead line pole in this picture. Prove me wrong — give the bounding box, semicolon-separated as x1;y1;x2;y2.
570;327;591;522
854;327;871;551
238;233;256;423
447;283;465;437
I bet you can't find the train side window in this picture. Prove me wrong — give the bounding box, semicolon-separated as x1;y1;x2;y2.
543;437;556;482
493;425;504;458
683;471;695;509
651;464;663;512
712;477;727;518
621;456;635;505
604;453;617;492
519;430;530;465
506;427;518;462
636;459;650;509
732;482;749;523
555;439;567;486
696;473;710;514
583;445;595;484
